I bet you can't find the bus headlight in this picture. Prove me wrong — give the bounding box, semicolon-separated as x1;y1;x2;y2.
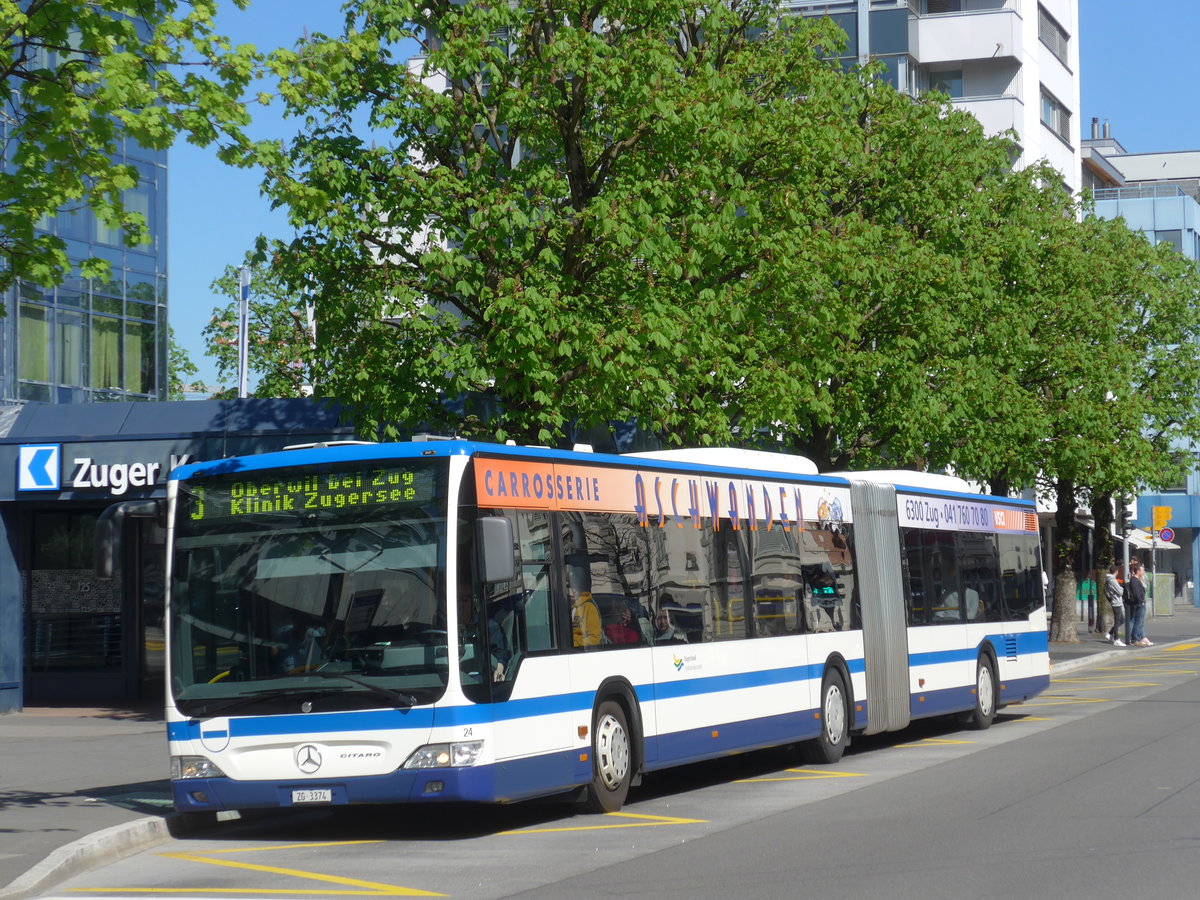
403;741;484;769
171;755;226;780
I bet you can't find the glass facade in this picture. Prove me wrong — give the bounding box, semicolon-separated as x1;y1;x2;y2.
1;144;168;404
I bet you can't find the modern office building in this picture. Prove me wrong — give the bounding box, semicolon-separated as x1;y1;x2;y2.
1082;122;1200;607
0;119;169;403
784;0;1081;192
1083;122;1200;262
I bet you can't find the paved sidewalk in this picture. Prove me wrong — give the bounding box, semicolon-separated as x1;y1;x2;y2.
1048;600;1200;672
2;604;1199;899
0;706;172;899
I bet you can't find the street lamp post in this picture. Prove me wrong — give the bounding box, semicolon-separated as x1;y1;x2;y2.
237;266;250;399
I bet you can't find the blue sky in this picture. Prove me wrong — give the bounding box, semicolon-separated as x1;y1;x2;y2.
169;0;1200;389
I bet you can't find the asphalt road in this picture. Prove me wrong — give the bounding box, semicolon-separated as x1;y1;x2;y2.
33;640;1200;899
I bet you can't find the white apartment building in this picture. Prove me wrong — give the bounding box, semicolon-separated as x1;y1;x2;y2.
783;0;1081;192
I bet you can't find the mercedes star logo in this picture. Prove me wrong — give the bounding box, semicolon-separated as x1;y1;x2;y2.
295;744;323;774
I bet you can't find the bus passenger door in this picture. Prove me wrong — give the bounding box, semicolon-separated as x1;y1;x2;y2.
482;512;576;796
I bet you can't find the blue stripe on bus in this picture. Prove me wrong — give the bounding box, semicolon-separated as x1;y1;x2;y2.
652;708;823;769
912;669;1051;718
910;630;1049;669
167;640;1038;745
169;661;857;742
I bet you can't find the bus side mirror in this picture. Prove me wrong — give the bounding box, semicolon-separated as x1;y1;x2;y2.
95;499;163;579
476;516;516;584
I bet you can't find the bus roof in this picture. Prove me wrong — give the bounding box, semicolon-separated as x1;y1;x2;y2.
169;441;1031;508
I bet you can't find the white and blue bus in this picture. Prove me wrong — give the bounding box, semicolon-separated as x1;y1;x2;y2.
101;439;1048;815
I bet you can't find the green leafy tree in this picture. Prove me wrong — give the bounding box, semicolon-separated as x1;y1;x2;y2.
941;192;1200;642
203;258;317;399
167;325;200;399
0;0;255;291
245;0;1014;446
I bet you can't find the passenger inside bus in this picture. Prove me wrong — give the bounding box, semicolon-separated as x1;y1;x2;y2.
602;604;641;645
569;584;602;648
654;608;687;644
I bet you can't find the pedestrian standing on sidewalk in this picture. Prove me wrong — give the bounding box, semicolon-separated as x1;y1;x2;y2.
1125;562;1152;646
1104;564;1127;647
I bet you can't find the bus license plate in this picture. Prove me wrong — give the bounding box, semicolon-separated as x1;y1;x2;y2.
291;789;332;804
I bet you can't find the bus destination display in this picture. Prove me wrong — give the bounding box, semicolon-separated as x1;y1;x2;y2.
185;466;433;522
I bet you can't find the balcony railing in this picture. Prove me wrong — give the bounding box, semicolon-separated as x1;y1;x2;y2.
1092;185;1187;201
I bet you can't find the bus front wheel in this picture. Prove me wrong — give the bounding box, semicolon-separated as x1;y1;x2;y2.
959;653;998;730
802;668;849;764
585;700;632;813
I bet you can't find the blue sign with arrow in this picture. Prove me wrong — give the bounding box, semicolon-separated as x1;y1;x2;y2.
18;445;61;491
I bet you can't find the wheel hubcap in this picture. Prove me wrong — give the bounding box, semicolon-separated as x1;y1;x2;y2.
824;684;845;743
978;666;995;717
595;713;630;790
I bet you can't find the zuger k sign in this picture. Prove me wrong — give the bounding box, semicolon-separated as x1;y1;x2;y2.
18;443;192;496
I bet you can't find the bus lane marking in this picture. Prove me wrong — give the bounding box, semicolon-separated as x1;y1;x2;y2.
500;811;706;835
66;840;444;897
1050;675;1161;690
736;768;868;783
895;737;974;749
1017;696;1111;709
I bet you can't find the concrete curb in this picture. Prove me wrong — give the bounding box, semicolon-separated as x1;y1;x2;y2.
1049;636;1189;675
0;816;171;900
1050;647;1129;674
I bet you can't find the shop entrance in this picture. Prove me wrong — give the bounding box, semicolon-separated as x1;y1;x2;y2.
23;508;164;705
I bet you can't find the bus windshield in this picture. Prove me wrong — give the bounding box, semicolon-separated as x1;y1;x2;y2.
168;459;450;718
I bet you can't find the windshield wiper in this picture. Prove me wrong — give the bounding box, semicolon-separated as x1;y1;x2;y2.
180;686;309;718
306;669;418;709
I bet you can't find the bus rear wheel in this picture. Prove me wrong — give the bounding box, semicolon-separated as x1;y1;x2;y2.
959;653;998;730
584;700;632;813
802;668;849;764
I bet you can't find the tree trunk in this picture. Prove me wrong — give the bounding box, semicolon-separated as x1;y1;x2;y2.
1091;492;1116;635
1049;476;1081;643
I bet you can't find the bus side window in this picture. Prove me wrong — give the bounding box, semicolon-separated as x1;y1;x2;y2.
522;564;554;652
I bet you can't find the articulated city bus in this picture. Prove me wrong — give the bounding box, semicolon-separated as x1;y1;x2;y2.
99;439;1048;815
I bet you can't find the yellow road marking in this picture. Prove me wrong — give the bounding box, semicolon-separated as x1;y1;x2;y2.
183;841;384;855
1017;696;1108;710
736;768;867;783
156;851;443;897
896;737;975;748
69;841;443;897
501;811;706;835
69;891;433;896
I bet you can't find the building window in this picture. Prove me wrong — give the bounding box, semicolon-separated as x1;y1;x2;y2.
924;0;962;13
929;69;963;99
90;315;122;390
1038;5;1070;66
1040;88;1071;142
58;311;86;386
869;9;909;55
18;302;51;383
125;320;156;394
1155;230;1183;253
823;13;857;58
873;55;903;90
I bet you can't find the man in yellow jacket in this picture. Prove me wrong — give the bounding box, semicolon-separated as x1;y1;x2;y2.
571;587;602;648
